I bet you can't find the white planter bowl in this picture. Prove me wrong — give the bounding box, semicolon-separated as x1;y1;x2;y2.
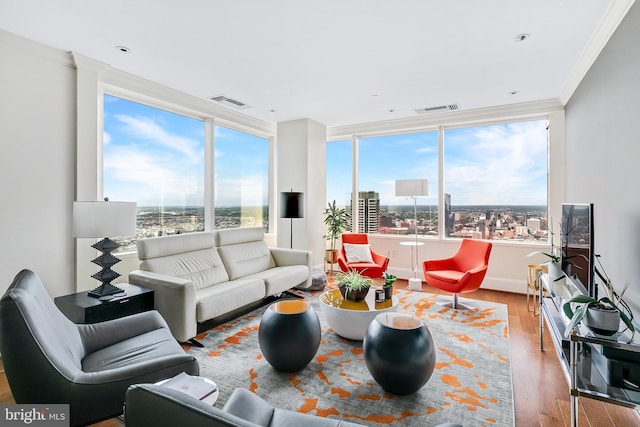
585;306;620;336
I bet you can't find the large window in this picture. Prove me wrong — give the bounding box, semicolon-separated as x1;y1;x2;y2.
326;139;353;219
359;131;438;236
103;94;205;252
214;126;269;230
329;119;549;242
443;120;548;241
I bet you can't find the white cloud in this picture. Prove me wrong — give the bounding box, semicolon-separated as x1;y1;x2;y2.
114;114;201;162
104;147;204;206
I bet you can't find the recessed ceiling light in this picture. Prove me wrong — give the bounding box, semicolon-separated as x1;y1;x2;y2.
513;34;530;42
115;46;131;53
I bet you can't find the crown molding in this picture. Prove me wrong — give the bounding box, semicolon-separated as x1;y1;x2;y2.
99;65;276;137
327;99;564;140
558;0;636;105
0;29;73;68
71;52;109;74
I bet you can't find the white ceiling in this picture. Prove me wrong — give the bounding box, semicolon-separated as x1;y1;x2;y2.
0;0;632;127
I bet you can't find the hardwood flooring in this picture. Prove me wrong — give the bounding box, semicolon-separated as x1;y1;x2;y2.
1;279;638;426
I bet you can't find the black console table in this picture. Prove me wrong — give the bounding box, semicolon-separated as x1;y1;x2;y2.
539;273;640;426
55;283;154;324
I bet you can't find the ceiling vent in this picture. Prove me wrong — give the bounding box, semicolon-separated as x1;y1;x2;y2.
414;104;459;114
208;95;251;110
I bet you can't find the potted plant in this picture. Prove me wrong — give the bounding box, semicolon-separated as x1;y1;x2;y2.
526;221;562;279
383;272;396;299
562;262;634;338
563;295;634;338
324;200;350;268
336;269;372;302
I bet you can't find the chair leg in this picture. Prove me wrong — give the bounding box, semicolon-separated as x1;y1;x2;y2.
435;293;477;310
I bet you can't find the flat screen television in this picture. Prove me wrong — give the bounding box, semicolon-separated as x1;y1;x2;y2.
560;203;594;297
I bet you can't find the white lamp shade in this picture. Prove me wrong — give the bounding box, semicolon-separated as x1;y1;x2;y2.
72;201;137;238
395;179;429;197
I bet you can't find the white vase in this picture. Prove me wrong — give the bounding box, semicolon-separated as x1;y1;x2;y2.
547;261;563;280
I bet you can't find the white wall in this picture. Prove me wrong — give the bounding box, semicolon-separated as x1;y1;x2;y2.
0;29;568;300
565;1;640;317
276;119;327;266
0;31;76;297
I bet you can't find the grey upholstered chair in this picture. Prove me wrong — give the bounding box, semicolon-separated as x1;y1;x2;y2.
0;269;199;427
124;384;366;427
125;384;464;427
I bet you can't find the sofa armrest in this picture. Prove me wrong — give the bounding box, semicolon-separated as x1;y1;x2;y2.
270;248;312;289
270;248;311;268
129;270;197;342
78;310;169;354
125;384;261;427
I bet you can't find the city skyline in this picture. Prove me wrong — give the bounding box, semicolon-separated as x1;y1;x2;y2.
104;95;548;213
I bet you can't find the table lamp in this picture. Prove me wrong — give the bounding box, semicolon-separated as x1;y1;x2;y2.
395;179;428;290
72;199;137;298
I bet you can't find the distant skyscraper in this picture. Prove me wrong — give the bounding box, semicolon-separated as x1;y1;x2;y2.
353;191;380;233
527;218;541;232
445;193;455;237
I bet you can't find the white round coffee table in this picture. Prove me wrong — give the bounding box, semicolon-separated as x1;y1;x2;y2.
319;287;399;340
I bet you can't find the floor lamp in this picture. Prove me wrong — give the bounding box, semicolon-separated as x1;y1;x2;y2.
73;199;137;299
395;179;429;290
280;190;304;249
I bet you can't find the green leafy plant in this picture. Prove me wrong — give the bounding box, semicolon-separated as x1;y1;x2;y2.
383;272;397;289
336;269;373;291
323;200;350;253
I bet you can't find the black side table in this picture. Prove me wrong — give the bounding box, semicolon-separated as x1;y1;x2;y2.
55;283;154;324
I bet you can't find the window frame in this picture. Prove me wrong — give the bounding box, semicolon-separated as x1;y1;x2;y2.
97;85;276;252
328;113;556;246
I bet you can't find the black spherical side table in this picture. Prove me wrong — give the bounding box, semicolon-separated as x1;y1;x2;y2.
258;300;321;372
363;312;436;395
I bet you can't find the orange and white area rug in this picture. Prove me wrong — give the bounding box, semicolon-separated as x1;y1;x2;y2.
188;287;514;426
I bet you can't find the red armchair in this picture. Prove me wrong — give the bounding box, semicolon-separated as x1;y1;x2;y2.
422;239;492;309
337;233;389;278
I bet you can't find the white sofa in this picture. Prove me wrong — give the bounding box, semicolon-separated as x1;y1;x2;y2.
128;227;311;343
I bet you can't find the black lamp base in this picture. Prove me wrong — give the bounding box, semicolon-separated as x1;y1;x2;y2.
87;237;125;299
88;283;124;298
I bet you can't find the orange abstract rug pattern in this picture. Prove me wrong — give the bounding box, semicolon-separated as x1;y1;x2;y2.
188;288;514;426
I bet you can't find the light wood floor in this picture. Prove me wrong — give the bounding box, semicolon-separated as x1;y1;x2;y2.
1;279;639;427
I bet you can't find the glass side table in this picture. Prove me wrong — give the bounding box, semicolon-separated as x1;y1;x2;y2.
539;273;640;427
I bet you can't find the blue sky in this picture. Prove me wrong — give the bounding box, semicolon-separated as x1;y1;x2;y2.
327;120;548;207
103;95;205;206
104;95;547;208
104;95;268;207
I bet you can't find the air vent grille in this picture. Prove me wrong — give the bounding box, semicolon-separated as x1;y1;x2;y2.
208;95;251;110
414;104;459;114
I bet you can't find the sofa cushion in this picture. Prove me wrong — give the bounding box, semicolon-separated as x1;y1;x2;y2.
140;248;230;290
137;232;216;260
217;241;276;281
244;265;308;296
195;278;265;322
215;227;265;246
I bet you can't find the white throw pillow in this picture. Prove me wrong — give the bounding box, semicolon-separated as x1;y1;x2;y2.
344;243;374;263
